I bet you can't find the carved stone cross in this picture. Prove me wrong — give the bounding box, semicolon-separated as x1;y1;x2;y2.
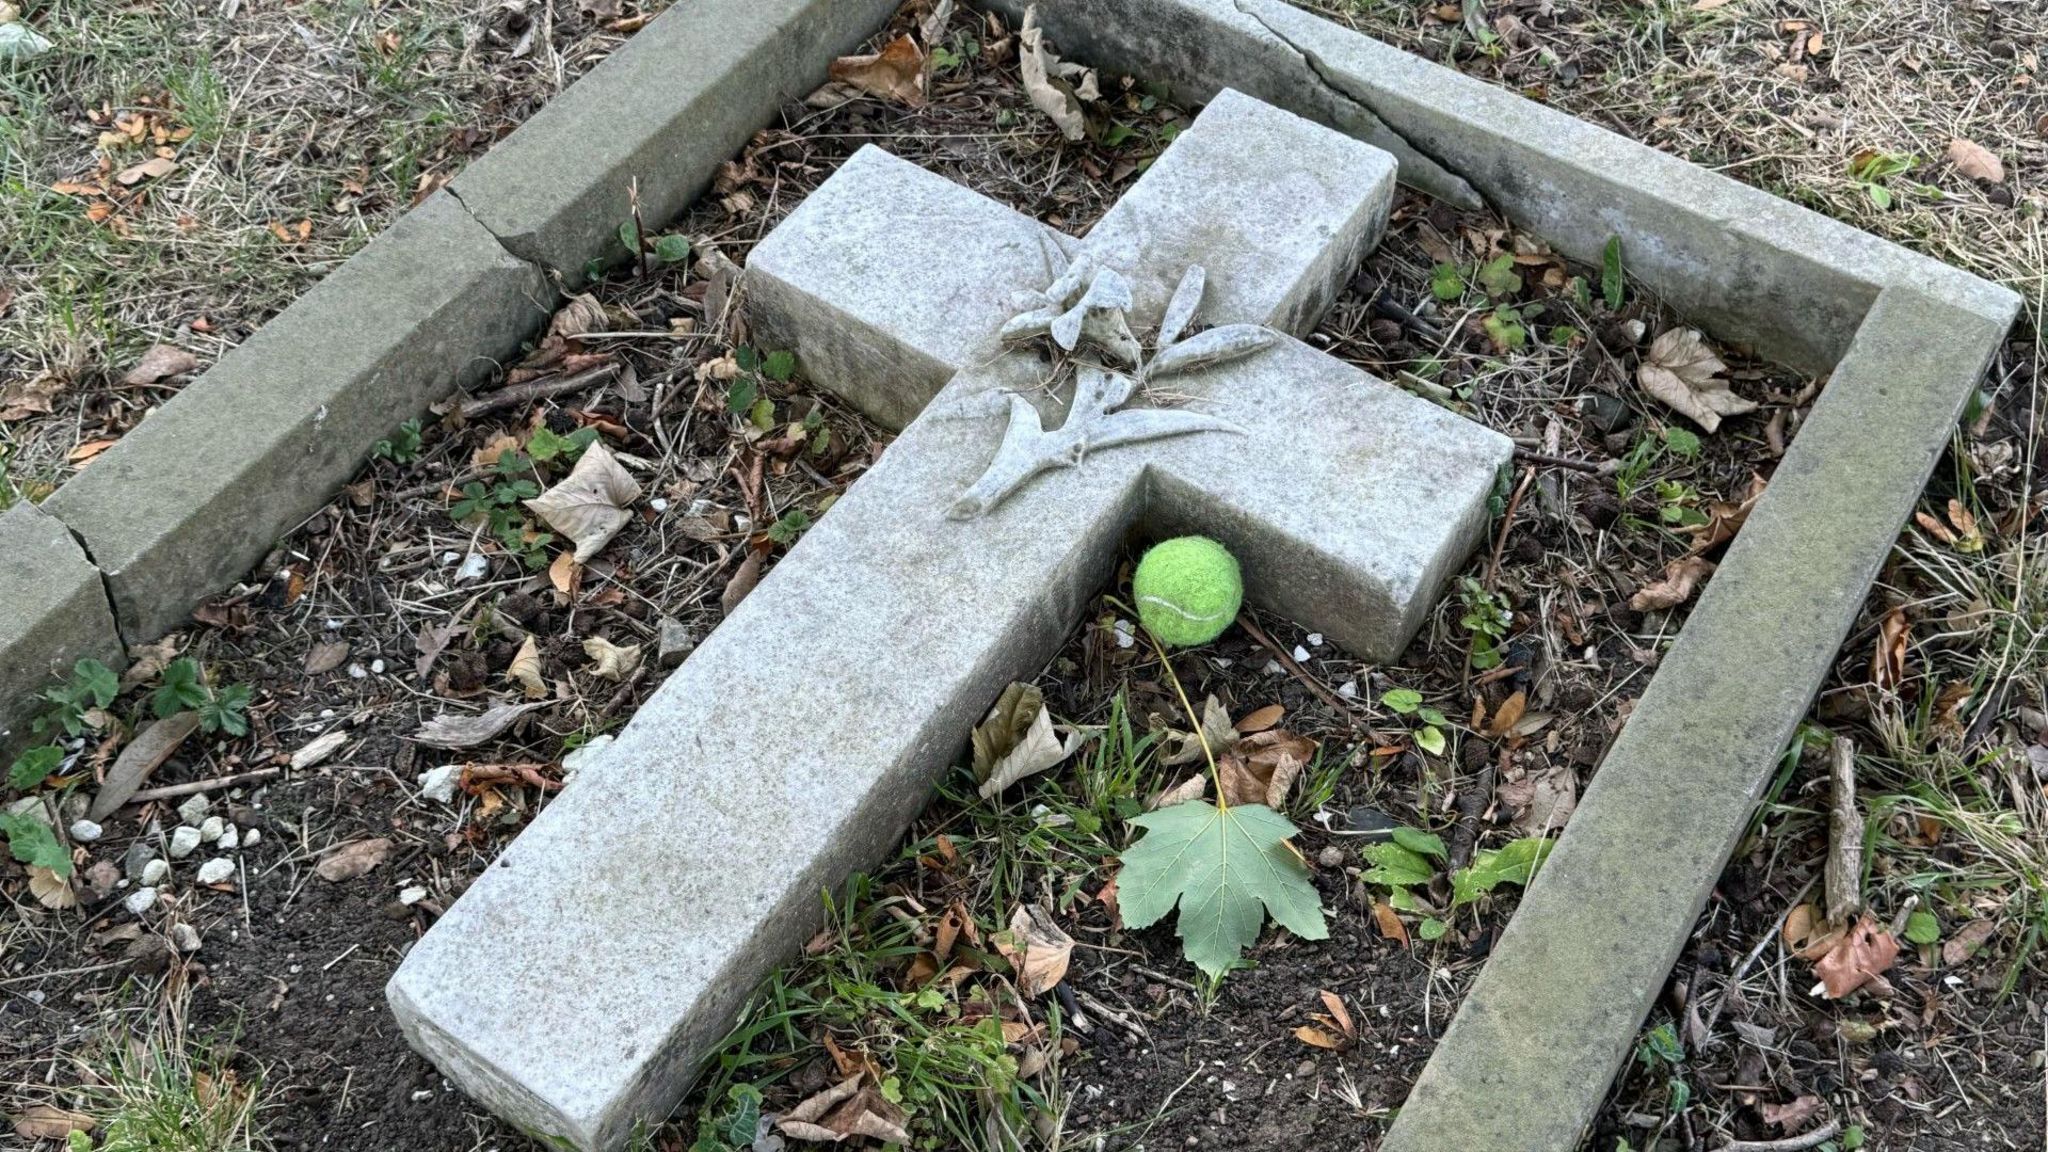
389;88;1511;1151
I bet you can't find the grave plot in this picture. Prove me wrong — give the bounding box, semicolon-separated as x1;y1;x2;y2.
1;1;2037;1151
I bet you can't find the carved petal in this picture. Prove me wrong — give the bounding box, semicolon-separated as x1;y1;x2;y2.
1070;364;1137;417
1143;323;1277;380
1078;267;1134;313
1049;300;1087;351
1079;308;1143;369
1158;266;1207;348
1042;249;1095;310
948;394;1052;520
1001;305;1061;344
1086;406;1246;451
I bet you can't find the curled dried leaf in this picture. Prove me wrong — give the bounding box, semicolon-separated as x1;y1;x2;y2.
1630;555;1715;611
1637;328;1756;433
524;442;641;562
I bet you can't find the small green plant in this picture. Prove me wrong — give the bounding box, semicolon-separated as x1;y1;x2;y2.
1601;235;1625;310
450;450;552;568
1364;828;1555;941
153;658;253;736
526;424;599;464
1653;479;1708;528
1;806;70;875
1457;577;1513;671
372;417;423;463
1482;305;1527;351
34;657;119;738
1632;1020;1692;1125
1430;262;1464;302
8;743;64;791
1381;686;1451;754
725;347;798;430
1848;150;1916;209
1474;253;1522;298
764;508;812;545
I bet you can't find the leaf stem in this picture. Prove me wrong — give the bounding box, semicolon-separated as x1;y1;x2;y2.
1108;594;1225;812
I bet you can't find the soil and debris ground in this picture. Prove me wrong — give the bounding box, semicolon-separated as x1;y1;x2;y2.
3;1;2043;1150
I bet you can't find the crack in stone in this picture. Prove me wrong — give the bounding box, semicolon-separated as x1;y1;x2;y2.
52;516;133;650
445;184;558;287
1230;0;1488;213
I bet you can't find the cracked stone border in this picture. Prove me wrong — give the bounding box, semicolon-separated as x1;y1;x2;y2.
0;0;2020;1144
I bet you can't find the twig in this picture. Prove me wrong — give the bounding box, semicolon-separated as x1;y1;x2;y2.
1719;1121;1840;1151
1071;986;1150;1043
1824;736;1862;926
1512;447;1605;474
452;364;618;421
1485;465;1538;588
126;767;284;804
1234;613;1356;716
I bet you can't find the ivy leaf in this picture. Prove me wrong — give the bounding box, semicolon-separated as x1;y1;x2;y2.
1429;263;1464;302
1117;801;1327;977
1;811;71;876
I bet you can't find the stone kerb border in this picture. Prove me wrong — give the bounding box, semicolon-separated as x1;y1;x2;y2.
0;0;2021;1146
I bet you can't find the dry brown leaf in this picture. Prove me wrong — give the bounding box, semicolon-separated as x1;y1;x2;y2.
977;700;1086;798
1236;703;1284;733
1159;694;1237;765
776;1075;912;1146
828;33;926;106
89;711;200;820
1762;1095;1824;1131
1782;902;1842;961
1018;5;1091;141
1812;914;1899;998
973;682;1042;779
1637;328;1756;433
1293;1025;1346;1050
1151;773;1207;809
525;442;641;563
998;904;1075;996
69;438;118;464
1318;989;1355;1039
121;343;200;386
1215;728;1317;808
412;701;545;749
28;864;77;909
720;548;766;615
547;293;608;341
1686;473;1767;554
582;636;642;682
1630;555;1715;611
1946;137;2005;184
1870;608;1908;691
0;370;66;421
547;551;579;596
1942;919;1996;966
12;1104;95;1141
315;837;392;882
303;639;350;675
1485;690;1527;738
114;155;176;185
1497;764;1578;835
508;635;545;698
1370;900;1410;945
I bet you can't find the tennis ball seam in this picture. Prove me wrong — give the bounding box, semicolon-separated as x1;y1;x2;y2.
1136;593;1232;624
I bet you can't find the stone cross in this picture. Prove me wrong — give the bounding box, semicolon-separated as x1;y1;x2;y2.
388;88;1512;1151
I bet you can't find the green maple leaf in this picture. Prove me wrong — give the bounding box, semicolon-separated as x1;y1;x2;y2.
2;811;71;876
1117;801;1327;977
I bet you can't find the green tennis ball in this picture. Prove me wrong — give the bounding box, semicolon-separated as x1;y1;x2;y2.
1134;536;1243;648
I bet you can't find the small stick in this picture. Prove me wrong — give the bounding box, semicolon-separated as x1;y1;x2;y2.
1720;1120;1841;1151
1485;464;1538;588
1512;447;1605;474
126;767;284;805
1071;986;1150;1043
453;364;618;421
1234;613;1356;716
1824;736;1862;926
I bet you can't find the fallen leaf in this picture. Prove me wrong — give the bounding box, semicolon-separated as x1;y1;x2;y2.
314;837;392;882
1159;694;1237;765
1946;137;2005;184
1293;1025;1346;1049
1812;914;1899;998
0;370;67;421
88;712;200;820
1370;900;1410;945
1941;919;1995;966
582;636;642;682
776;1075;912;1146
1870;608;1908;690
1782;902;1842;961
412;701;545;749
1236;703;1284;733
828;33;925;106
1630;555;1715;611
547;551;579;595
976;691;1088;798
1118;800;1327;977
508;635;546;698
525;442;641;563
1637;328;1756;433
68;438;119;464
1216;728;1316;809
1318;989;1355;1039
121;343;200;386
1151;773;1207;809
547;294;608;342
997;904;1075;995
1018;5;1093;141
28;864;77;909
1484;690;1527;738
290;730;349;770
12;1105;94;1141
1497;764;1578;834
720;548;765;615
303;639;350;675
1686;473;1767;554
1762;1095;1824;1131
114;155;176;185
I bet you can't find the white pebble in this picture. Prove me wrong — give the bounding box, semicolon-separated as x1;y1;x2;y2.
1292;645;1310;662
69;819;102;843
1112;619;1136;649
242;828;262;847
454;553;490;584
195;858;235;885
124;887;158;915
1337;680;1359;699
217;825;240;851
1307;633;1324;647
398;885;428;906
439;551;460;567
650;497;670;513
348;663;368;679
1263;660;1285;675
168;825;203;859
370;659;387;674
170;922;202;953
198;815;225;843
417;765;460;804
141;859;170;886
176;793;210;826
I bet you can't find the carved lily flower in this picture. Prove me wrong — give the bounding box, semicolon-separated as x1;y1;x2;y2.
999;249;1143;369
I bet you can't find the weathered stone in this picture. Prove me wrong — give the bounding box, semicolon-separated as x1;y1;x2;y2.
985;0;2020;371
447;0;901;278
45;192;550;643
168;825;202;860
654;618;697;669
1383;286;2016;1152
0;504;123;752
392;91;1509;1151
195;858;235;886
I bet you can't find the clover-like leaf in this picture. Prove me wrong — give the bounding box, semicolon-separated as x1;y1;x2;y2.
1117;800;1327;977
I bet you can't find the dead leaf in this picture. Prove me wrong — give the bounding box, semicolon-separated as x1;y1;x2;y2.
68;438;119;464
1946;137;2005;184
547;293;608;341
1942;919;1995;966
1159;694;1237;765
1870;608;1908;691
1293;1025;1346;1049
1782;902;1842;961
975;687;1087;798
997;904;1074;995
121;343;200;386
547;551;579;595
0;370;66;421
582;636;642;682
1150;773;1207;809
314;837;392;882
720;548;765;615
1630;555;1715;611
1497;764;1577;834
1484;690;1527;739
776;1075;912;1146
304;639;350;675
12;1104;94;1140
1318;989;1355;1040
1762;1095;1824;1130
1216;729;1317;808
28;864;77;909
1812;914;1899;998
1370;900;1410;945
828;33;926;106
1686;473;1767;554
1018;5;1092;141
114;155;176;185
508;635;545;698
973;682;1041;778
290;730;349;770
412;701;545;749
89;711;200;820
1236;703;1284;733
525;442;641;563
1638;328;1756;433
